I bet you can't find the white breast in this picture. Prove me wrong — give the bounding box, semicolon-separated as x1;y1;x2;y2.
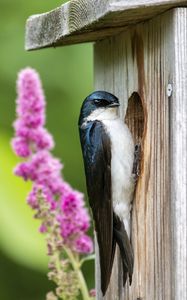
103;118;134;235
85;107;135;235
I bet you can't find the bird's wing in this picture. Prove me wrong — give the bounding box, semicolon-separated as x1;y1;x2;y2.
79;120;115;295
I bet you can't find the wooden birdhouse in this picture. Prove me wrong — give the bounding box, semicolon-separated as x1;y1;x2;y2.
26;1;187;299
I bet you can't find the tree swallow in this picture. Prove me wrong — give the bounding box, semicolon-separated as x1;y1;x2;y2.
78;91;134;295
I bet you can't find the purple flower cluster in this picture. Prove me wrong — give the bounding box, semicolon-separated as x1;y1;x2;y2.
12;68;93;254
12;69;54;157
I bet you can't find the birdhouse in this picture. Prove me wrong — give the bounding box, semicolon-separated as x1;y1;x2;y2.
26;1;187;299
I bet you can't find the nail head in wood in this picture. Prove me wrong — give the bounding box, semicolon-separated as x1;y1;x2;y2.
167;83;173;97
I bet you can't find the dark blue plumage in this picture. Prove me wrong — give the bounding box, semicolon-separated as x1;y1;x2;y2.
78;91;134;295
78;91;119;125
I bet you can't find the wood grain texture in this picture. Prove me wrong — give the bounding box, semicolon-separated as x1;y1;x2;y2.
25;0;187;50
170;9;187;300
94;8;187;299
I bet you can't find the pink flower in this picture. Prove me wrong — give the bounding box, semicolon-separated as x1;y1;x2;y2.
75;235;93;254
12;137;31;158
89;289;96;297
27;185;40;209
61;191;84;214
15;68;45;127
12;68;54;157
12;68;93;255
39;224;48;233
59;217;78;238
14;161;31;180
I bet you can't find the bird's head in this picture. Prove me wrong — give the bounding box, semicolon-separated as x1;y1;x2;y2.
79;91;120;126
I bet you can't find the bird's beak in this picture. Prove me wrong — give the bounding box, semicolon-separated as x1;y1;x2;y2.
108;102;120;107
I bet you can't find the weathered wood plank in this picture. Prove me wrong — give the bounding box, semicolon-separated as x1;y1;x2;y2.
25;0;187;50
170;9;187;300
94;8;187;299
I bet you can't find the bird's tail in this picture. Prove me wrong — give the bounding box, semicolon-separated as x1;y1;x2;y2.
113;213;134;286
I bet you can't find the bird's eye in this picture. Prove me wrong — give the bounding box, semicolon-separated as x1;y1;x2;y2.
94;99;100;104
94;99;109;106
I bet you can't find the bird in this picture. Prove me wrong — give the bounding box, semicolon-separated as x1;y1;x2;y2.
78;91;135;296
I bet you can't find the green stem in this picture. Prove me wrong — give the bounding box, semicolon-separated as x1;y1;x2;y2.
64;246;91;300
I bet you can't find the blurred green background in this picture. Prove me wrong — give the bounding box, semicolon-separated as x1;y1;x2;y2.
0;1;94;299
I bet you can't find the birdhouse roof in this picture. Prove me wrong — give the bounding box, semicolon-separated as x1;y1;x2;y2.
25;0;187;50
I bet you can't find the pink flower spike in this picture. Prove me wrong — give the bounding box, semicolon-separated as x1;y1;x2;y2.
16;68;45;121
12;68;94;298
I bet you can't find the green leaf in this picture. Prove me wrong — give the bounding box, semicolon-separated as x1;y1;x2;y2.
80;254;96;267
